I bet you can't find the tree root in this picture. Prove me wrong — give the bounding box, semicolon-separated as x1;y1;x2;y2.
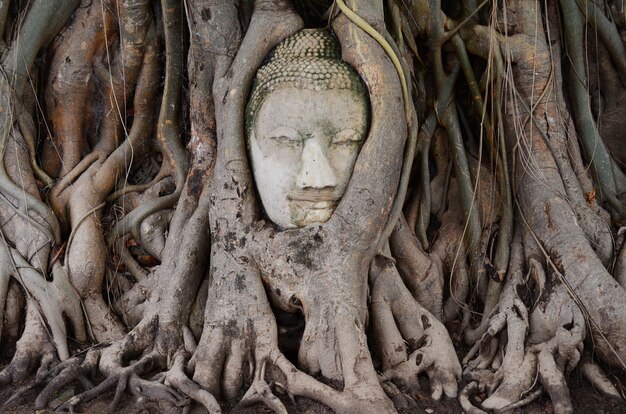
163;351;221;412
1;2;625;414
459;381;487;414
57;352;163;412
579;359;622;399
1;237;86;360
235;361;288;414
464;239;588;413
34;356;95;409
23;305;220;412
371;256;462;400
0;299;58;387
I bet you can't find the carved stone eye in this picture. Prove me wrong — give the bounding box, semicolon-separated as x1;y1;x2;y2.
270;126;300;142
332;128;360;145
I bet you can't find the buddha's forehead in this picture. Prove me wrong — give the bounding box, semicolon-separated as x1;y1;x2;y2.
254;88;368;132
245;29;369;138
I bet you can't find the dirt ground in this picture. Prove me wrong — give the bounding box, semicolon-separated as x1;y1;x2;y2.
1;359;625;414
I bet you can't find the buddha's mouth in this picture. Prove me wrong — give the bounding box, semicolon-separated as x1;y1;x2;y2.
290;199;337;210
288;191;340;210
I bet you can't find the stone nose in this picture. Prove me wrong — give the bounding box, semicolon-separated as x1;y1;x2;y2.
296;138;338;190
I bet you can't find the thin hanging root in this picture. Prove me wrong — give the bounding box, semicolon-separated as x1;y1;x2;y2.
459;381;488;414
408;111;437;248
17;110;53;187
431;35;484;284
451;33;512;282
560;0;625;219
574;0;626;85
235;360;287;414
108;0;187;244
107;161;170;202
415;123;434;249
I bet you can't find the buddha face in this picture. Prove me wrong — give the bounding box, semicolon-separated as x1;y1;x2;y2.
249;87;368;229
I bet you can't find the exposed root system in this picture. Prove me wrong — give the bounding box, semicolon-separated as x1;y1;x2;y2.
1;0;626;413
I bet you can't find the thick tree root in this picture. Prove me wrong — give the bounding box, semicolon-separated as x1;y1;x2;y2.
1;300;58;394
57;353;165;412
579;359;621;399
27;314;219;412
235;361;288;414
163;351;221;412
371;256;461;400
463;236;588;414
2;1;626;414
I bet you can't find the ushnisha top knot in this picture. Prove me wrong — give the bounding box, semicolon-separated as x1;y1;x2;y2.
246;29;367;136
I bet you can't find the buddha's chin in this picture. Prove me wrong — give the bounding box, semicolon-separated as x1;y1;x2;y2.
289;203;336;228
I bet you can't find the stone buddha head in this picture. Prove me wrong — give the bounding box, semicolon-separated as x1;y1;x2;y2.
246;29;369;229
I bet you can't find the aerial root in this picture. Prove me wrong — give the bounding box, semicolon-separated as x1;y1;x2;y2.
467;281;587;414
182;325;198;354
379;336;430;392
109;374;129;411
271;350;402;413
